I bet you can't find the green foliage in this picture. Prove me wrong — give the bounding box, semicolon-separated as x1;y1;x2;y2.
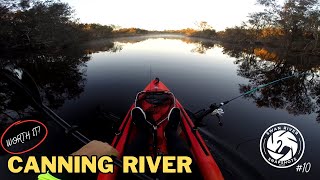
164;26;216;39
0;0;79;49
82;23;113;39
0;0;115;50
249;0;320;51
218;0;320;54
218;26;256;44
112;28;149;36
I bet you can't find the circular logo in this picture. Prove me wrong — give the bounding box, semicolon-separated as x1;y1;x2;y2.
260;123;305;168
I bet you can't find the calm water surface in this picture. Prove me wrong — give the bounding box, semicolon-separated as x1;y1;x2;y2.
0;35;319;179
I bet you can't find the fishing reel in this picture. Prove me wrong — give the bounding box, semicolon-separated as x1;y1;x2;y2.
211;107;224;126
194;103;225;127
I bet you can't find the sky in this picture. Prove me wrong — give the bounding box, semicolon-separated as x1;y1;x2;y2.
63;0;264;31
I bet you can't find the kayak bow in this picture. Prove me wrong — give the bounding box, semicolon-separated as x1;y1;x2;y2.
98;78;224;180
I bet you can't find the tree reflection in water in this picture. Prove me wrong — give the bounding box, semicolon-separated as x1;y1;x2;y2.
0;41;123;126
221;43;320;122
1;37;319;127
179;38;216;54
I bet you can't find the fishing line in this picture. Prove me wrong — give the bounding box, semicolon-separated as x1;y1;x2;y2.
219;72;305;107
194;72;308;124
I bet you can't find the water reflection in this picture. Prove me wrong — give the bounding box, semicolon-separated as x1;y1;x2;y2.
0;41;122;123
1;36;320;125
108;35;216;54
83;40;123;54
221;43;320;121
1;35;320;179
190;40;215;54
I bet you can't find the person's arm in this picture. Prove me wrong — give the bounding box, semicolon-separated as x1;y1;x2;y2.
38;140;118;180
70;140;118;157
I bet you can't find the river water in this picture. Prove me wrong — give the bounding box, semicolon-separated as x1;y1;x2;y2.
0;35;319;179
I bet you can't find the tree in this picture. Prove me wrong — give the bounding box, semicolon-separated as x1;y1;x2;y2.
221;43;320;119
195;21;212;31
110;24;121;31
219;26;254;44
250;0;320;49
304;10;320;51
0;0;95;49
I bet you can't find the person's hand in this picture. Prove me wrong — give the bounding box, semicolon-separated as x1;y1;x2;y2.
71;140;118;158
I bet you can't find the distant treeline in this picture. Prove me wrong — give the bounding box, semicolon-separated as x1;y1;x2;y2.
162;29;216;39
0;0;149;51
158;22;217;39
0;0;217;52
1;0;318;54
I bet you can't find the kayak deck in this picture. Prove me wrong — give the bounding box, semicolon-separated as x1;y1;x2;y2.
98;78;223;180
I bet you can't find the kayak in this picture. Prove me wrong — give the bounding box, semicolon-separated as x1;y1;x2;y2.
98;78;224;180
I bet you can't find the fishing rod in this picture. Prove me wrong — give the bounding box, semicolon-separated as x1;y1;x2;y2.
189;74;304;178
194;73;303;127
1;68;153;180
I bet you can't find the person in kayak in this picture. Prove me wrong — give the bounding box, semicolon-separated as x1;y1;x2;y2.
125;106;192;157
38;107;195;180
38;108;190;179
118;106;198;179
